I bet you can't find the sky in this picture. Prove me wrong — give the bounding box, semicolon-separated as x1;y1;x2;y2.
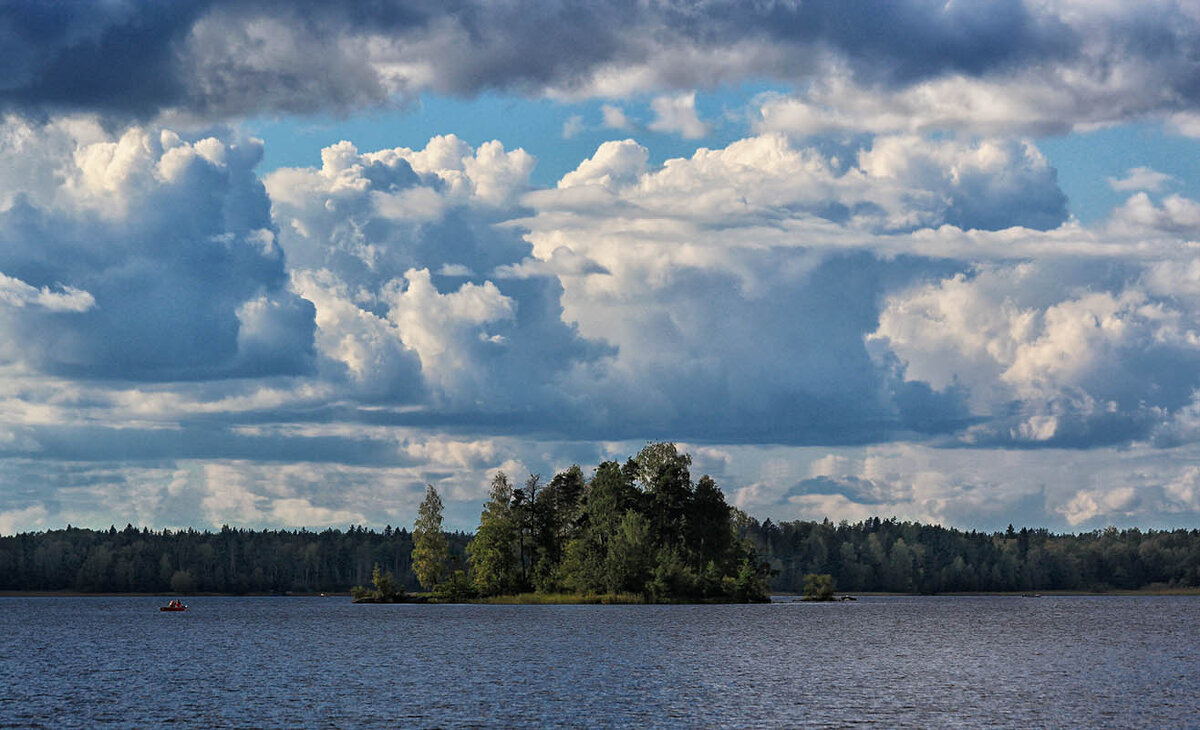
5;1;1200;535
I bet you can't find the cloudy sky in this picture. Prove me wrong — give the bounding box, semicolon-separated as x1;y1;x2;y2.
5;1;1200;534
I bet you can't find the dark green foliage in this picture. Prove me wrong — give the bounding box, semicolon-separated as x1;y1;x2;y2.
527;465;586;592
0;524;470;594
802;573;835;601
472;443;771;603
747;518;1200;594
170;570;196;594
372;563;402;599
432;570;476;602
350;563;405;603
7;465;1200;599
467;473;518;596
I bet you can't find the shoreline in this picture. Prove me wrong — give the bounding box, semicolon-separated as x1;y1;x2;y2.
4;588;1200;599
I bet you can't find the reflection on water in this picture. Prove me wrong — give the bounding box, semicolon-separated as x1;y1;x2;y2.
1;595;1197;727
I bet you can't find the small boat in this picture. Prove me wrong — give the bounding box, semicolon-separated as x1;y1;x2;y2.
160;601;188;612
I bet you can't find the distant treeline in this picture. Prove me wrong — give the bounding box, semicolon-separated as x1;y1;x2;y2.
0;524;471;595
3;466;1200;596
5;519;1199;595
749;518;1200;593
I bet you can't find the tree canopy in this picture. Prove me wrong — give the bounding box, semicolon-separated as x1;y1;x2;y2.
466;443;771;603
411;485;449;591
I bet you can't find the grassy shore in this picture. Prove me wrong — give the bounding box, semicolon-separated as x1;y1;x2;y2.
470;592;646;605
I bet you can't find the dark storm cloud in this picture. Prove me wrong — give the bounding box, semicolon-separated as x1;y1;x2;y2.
2;1;1198;122
676;0;1073;83
0;0;207;117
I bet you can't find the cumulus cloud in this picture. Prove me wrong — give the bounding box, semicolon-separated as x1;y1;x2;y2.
871;260;1200;447
510;134;1083;441
261;131;1072;443
383;268;515;406
267;135;606;414
534;132;1067;248
716;441;1200;531
0;118;314;380
1106;192;1200;238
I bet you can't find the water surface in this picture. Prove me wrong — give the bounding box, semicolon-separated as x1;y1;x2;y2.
1;595;1196;727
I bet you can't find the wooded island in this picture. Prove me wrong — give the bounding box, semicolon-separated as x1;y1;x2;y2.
356;442;771;602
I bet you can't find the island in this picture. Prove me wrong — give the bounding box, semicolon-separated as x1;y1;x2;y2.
354;443;773;604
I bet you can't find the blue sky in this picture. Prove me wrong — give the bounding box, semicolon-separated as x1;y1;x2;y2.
5;1;1200;535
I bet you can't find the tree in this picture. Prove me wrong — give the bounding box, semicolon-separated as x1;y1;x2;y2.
686;475;734;572
512;473;541;590
636;442;692;550
411;485;449;591
372;563;402;600
733;556;772;602
531;465;586;591
802;573;835;601
606;510;653;594
562;461;640;594
467;472;518;596
170;569;196;594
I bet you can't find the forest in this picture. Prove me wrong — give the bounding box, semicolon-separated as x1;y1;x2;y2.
2;443;1200;597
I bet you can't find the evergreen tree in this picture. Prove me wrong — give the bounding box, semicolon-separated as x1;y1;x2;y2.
687;475;734;572
411;484;449;591
531;465;586;591
636;442;692;551
562;461;641;593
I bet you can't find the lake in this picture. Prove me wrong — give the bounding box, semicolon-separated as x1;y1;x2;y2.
0;595;1196;727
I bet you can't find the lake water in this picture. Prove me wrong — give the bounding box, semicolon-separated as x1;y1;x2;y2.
0;595;1196;727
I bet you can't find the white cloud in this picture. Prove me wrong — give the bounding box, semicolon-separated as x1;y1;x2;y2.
289;268;420;396
562;114;584;139
1108;167;1174;193
648;92;709;139
601;104;631;130
0;504;48;536
268;135;605;416
1168;112;1200;138
871;260;1200;445
0;273;95;313
0;118;312;380
1107;192;1200;238
556;138;648;190
383;268;515;404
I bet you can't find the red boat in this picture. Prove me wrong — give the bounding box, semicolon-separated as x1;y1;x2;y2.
160;601;188;612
